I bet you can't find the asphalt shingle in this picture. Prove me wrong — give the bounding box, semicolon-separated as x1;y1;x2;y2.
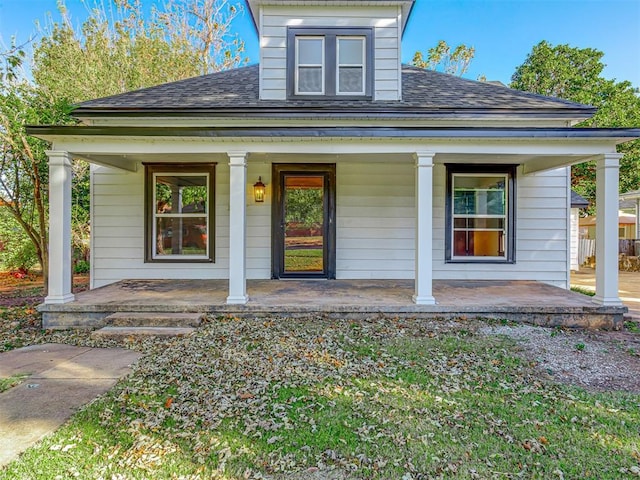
74;64;593;114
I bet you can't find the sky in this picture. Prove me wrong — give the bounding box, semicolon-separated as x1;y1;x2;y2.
0;0;639;88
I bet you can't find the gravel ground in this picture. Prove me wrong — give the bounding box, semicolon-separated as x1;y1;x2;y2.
479;323;640;393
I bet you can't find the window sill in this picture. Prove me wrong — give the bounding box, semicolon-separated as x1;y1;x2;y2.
446;258;515;264
146;258;214;264
287;94;373;101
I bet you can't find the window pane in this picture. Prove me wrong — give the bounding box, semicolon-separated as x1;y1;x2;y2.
298;38;323;65
298;67;323;93
181;185;207;213
338;38;363;64
338;66;363;93
156;175;207;214
454;230;504;257
453;176;506;215
155;217;207;257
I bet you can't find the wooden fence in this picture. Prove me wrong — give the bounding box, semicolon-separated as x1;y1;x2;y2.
578;238;596;266
619;239;639;256
579;238;639;266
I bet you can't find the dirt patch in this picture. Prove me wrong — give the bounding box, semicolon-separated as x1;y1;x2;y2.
0;272;89;307
480;323;640;393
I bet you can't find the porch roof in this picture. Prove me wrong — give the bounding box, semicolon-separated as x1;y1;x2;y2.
26;125;640;143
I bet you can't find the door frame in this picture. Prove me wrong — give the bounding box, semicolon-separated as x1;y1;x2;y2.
271;163;336;279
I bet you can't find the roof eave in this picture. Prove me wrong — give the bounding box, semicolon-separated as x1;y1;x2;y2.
26;125;640;143
245;0;415;35
70;106;597;120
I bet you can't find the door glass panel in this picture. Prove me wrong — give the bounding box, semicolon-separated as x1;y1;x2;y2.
284;175;324;273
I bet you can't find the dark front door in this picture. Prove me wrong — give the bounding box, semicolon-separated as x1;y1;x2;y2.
272;164;336;279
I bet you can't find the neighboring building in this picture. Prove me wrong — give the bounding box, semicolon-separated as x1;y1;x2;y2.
620;190;640;240
28;0;639;321
570;191;588;271
580;212;638;240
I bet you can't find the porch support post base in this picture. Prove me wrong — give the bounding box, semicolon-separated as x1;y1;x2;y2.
226;295;249;305
412;295;436;305
592;295;623;307
594;153;623;306
44;293;76;304
413;151;436;305
46;150;75;305
227;151;249;305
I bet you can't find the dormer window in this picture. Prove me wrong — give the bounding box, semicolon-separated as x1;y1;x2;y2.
287;27;373;99
296;36;325;94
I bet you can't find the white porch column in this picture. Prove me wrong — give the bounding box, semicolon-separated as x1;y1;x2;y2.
226;151;249;304
593;152;623;306
413;151;436;305
45;150;75;304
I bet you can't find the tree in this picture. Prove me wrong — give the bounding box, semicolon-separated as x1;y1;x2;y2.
0;74;73;287
0;0;247;291
412;40;475;76
511;41;640;210
33;0;246;104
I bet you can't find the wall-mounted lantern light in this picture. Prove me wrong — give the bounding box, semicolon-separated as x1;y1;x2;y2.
253;177;266;202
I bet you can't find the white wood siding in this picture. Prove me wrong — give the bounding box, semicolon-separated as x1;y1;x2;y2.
337;161;415;278
432;164;569;287
91;163;231;287
91;159;569;289
259;5;401;100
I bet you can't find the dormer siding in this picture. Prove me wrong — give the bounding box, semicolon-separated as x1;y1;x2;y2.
258;5;402;101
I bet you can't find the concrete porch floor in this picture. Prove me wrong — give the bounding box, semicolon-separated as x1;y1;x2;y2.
39;279;627;329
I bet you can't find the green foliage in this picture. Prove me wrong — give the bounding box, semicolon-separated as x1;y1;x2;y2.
0;374;27;393
33;0;246;104
412;40;475;76
0;209;39;273
285;188;323;227
74;260;90;274
0;73;72;281
0;0;247;293
511;41;640;211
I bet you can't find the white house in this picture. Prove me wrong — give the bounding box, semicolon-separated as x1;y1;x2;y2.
29;0;639;325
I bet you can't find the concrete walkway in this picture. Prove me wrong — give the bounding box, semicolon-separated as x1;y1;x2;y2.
0;343;141;466
571;267;640;319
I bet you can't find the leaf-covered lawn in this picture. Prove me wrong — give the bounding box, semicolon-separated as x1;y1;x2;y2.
285;248;323;271
3;316;639;479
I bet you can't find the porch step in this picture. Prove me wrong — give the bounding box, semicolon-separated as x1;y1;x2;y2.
91;326;196;340
104;312;204;328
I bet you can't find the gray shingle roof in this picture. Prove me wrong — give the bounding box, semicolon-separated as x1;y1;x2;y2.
571;190;589;208
74;64;595;115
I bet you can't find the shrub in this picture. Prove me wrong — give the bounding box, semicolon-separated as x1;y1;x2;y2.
74;260;90;274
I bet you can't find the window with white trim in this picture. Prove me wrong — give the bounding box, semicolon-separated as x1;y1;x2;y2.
287;27;373;99
446;165;516;262
337;36;366;94
295;36;325;94
145;164;215;262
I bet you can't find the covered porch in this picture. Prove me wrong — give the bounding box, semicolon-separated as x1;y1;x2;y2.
39;278;627;330
30;126;636;329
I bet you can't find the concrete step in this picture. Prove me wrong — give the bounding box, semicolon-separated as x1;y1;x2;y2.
105;312;204;328
91;326;196;341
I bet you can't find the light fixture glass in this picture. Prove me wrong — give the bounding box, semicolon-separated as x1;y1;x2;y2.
253;177;266;202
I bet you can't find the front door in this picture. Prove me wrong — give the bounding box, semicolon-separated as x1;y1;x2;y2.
272;164;336;279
